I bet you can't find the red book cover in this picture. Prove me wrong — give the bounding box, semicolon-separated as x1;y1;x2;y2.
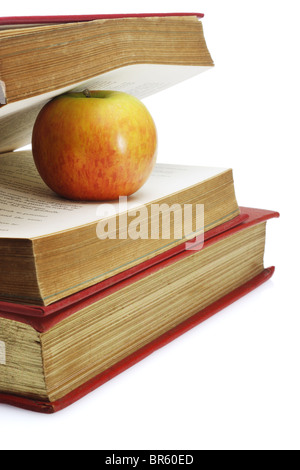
0;207;279;413
0;13;204;27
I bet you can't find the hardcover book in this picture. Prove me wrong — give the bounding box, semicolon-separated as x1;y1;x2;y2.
0;151;241;306
0;207;279;413
0;13;214;153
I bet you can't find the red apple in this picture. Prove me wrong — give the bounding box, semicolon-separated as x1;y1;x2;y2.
32;90;158;201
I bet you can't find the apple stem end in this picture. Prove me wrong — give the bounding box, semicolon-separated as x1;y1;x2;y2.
83;89;92;98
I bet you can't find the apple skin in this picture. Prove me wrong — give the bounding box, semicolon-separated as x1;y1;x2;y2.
32;90;158;201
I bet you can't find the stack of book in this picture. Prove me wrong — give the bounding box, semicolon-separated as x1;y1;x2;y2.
0;13;279;413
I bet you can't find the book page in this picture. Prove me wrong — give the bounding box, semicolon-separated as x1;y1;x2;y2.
0;64;210;117
0;65;211;153
0;152;226;239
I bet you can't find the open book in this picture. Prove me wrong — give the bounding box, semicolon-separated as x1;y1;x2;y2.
0;13;214;153
0;151;241;306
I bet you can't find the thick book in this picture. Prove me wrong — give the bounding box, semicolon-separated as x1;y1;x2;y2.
0;13;214;153
0;150;241;306
0;207;279;413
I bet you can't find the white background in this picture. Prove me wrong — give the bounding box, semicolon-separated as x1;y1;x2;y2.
0;0;299;451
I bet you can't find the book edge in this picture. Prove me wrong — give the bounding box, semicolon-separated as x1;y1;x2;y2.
0;266;275;414
0;13;205;26
0;206;280;324
0;211;248;320
0;162;232;241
